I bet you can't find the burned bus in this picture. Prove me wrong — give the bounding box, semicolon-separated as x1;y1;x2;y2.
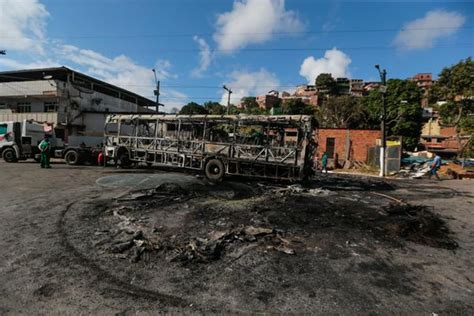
104;114;316;182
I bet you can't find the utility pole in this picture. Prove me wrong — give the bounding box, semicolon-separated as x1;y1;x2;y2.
223;85;232;115
375;64;387;177
152;69;160;113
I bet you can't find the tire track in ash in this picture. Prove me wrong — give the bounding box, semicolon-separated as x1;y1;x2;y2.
57;201;192;309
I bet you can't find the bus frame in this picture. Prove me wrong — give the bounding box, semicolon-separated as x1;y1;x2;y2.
104;114;316;181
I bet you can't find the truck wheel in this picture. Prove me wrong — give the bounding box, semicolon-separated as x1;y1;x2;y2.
205;159;225;183
2;148;18;163
65;150;80;165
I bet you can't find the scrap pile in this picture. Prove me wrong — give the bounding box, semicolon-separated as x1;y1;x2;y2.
88;178;458;267
167;226;295;264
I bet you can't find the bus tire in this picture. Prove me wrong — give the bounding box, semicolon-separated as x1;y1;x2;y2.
2;148;18;163
65;150;80;165
118;153;131;168
205;158;225;183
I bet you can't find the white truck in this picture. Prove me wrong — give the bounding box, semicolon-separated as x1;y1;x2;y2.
0;120;63;162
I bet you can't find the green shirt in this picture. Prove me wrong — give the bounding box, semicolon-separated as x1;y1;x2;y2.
39;139;50;152
322;153;328;165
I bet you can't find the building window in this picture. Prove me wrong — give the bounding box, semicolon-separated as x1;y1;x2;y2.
44;101;58;112
17;103;31;113
0;103;7;110
326;137;335;158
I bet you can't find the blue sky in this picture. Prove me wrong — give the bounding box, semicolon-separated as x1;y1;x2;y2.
0;0;472;110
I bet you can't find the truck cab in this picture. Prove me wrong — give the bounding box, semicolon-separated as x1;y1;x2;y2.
0;120;59;162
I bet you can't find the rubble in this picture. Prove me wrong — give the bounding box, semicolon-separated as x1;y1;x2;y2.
89;178;458;270
168;226;296;264
275;184;332;196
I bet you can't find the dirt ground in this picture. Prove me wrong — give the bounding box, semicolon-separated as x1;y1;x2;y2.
0;160;473;314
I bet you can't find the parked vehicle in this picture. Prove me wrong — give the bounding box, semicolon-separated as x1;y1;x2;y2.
104;114;317;182
0;120;63;162
62;144;102;166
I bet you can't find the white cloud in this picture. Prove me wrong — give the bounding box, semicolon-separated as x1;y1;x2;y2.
0;58;59;70
0;0;49;54
53;44;186;112
394;10;466;50
299;48;351;83
191;36;212;77
160;90;189;112
54;44;174;98
214;0;304;52
0;1;186;112
220;68;280;105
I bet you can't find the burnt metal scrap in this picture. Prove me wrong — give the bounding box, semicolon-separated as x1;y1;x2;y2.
104;115;317;181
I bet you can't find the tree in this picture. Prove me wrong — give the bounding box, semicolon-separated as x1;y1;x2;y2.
240;97;259;109
430;58;474;156
430;57;474;102
169;107;179;114
238;97;270;115
361;79;423;151
281;98;314;115
203;101;226;115
315;73;336;94
179;102;208;115
316;95;364;128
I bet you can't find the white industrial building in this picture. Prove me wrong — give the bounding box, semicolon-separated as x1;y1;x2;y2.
0;67;155;145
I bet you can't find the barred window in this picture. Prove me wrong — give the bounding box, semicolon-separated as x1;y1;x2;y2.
44;102;58;112
17;102;31;113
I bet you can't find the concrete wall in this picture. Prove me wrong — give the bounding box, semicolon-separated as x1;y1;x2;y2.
0;110;58;124
0;80;58;97
317;128;380;163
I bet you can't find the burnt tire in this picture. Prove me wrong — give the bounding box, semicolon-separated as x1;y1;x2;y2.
2;148;17;163
118;153;131;168
205;158;225;183
64;150;81;165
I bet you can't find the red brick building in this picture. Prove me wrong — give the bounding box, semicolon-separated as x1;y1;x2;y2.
316;128;380;164
256;94;280;110
410;73;433;107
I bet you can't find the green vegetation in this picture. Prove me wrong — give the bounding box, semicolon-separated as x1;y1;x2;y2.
179;102;208;115
431;57;474;156
281;98;314;115
362;79;423;151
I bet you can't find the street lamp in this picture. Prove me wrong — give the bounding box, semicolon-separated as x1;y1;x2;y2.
375;64;387;177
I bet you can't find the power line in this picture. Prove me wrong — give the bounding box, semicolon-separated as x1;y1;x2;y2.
0;74;303;90
63;43;472;53
2;26;471;40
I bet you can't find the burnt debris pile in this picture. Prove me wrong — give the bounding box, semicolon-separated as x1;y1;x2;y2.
378;204;458;250
88;180;458;265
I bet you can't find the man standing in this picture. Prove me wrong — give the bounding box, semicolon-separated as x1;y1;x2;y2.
39;135;51;169
429;154;442;180
321;151;328;174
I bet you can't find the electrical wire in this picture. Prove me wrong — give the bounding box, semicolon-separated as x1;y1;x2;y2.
2;26;471;39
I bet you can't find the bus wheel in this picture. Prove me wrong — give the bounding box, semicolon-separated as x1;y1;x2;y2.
205;159;225;183
65;150;80;165
118;153;131;168
2;148;18;163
